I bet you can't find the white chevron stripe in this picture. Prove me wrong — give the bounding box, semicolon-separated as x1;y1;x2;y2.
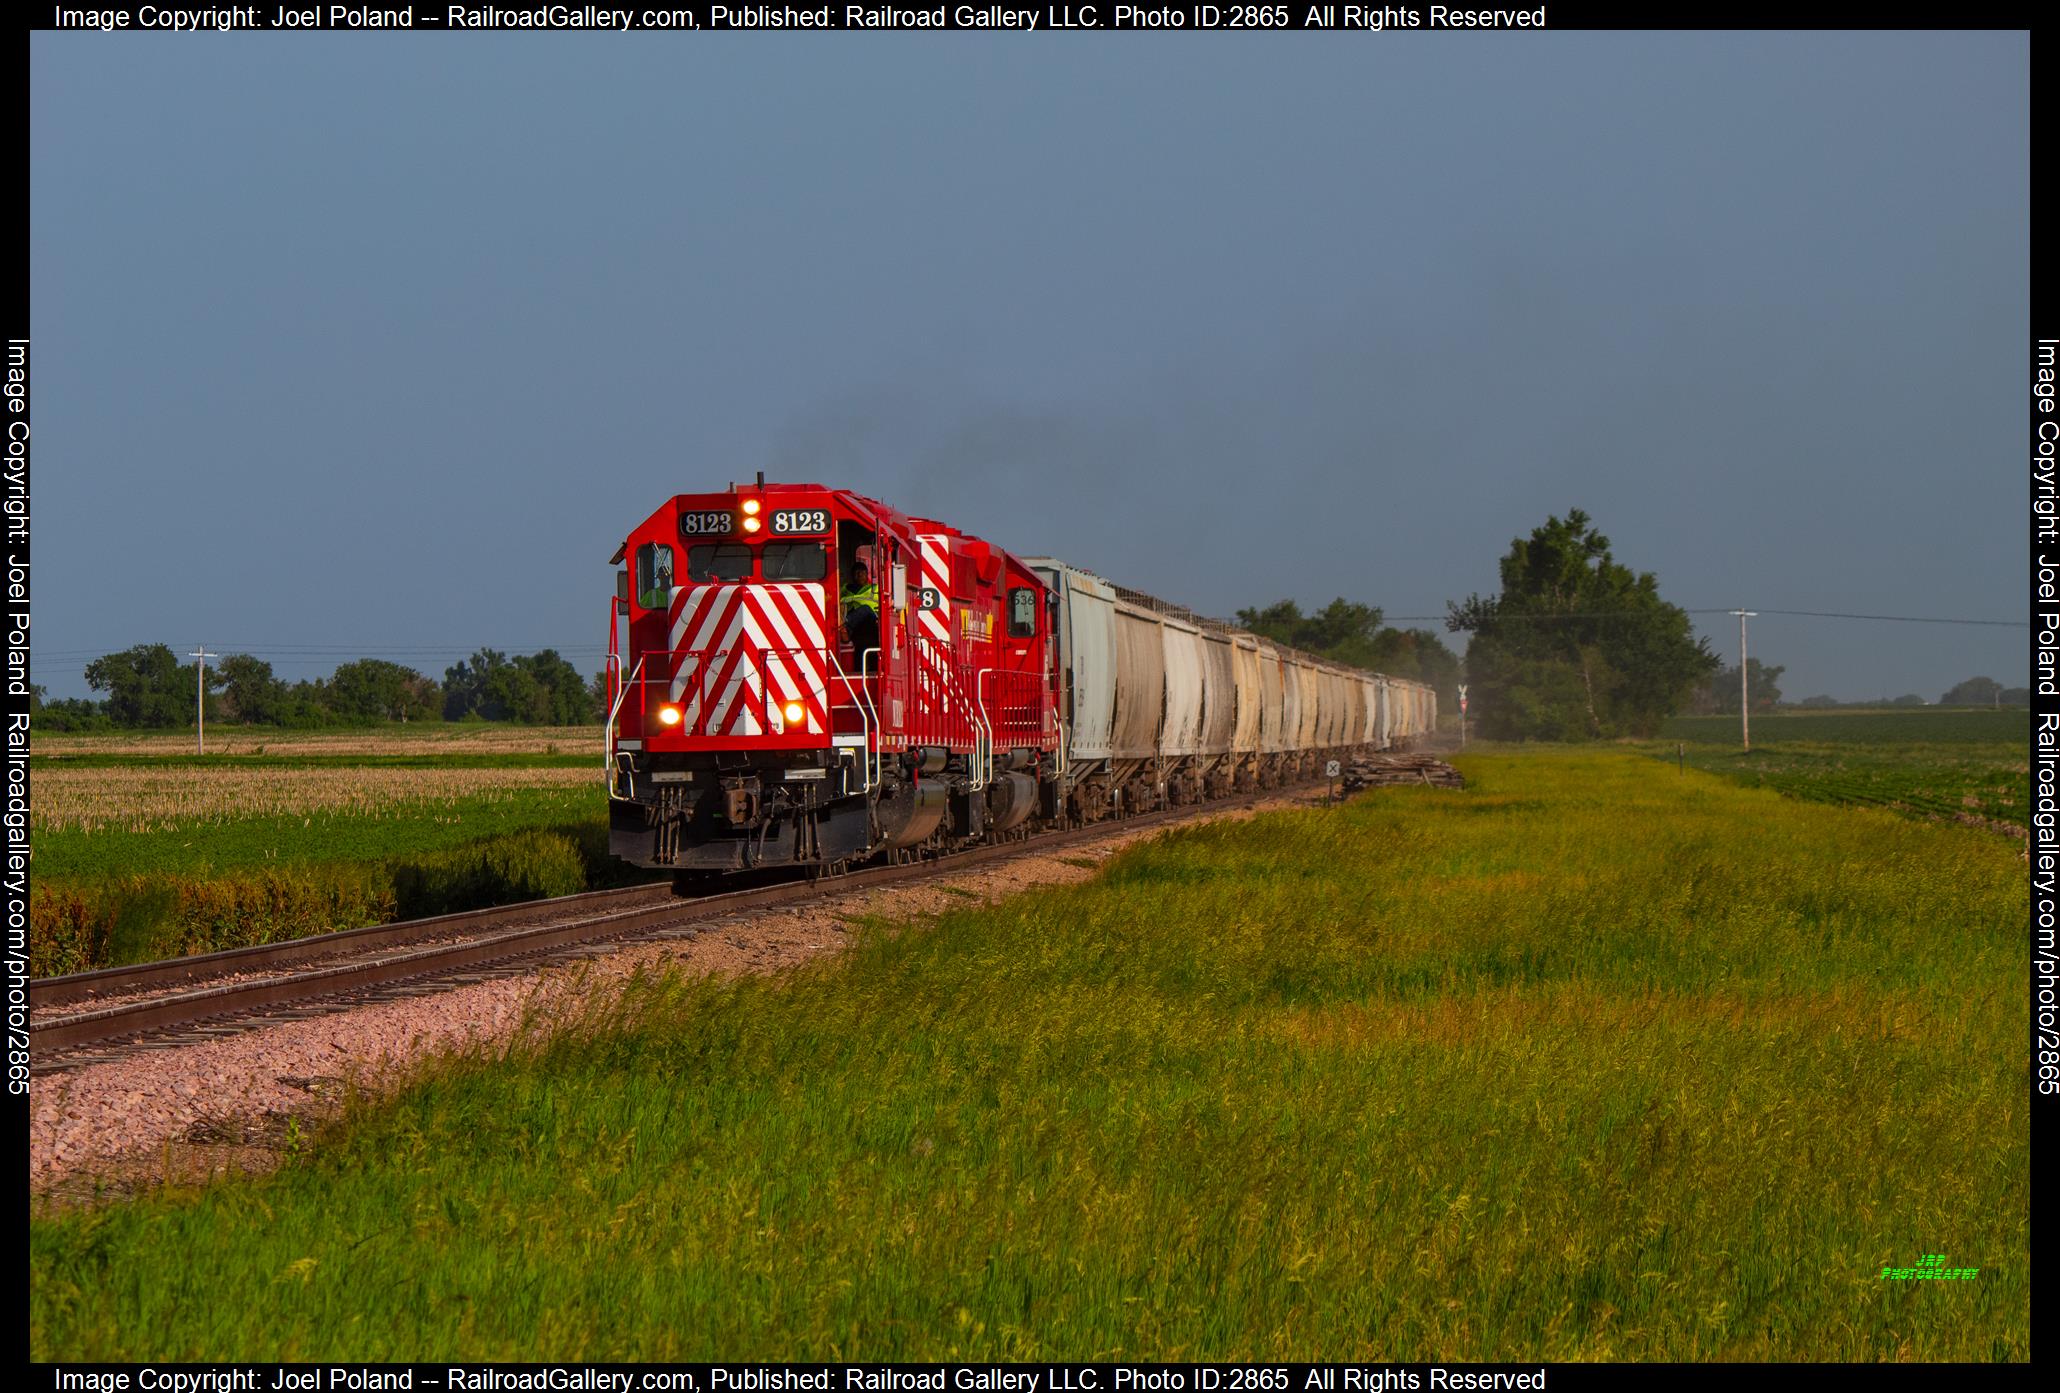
771;583;826;647
752;586;807;654
706;602;761;730
663;581;833;737
668;585;730;716
685;585;736;655
669;584;735;715
667;589;733;712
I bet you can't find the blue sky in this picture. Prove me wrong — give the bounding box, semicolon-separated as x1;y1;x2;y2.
30;32;2029;700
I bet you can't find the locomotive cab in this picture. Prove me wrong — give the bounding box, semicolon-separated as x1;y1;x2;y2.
832;519;879;671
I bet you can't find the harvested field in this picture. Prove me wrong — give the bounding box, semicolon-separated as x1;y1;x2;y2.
33;725;604;759
32;764;598;834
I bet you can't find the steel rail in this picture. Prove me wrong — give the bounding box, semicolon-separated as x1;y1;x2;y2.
30;784;1327;1063
30;880;678;1010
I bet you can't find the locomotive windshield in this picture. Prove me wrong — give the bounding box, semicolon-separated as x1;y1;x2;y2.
762;542;828;582
687;544;753;582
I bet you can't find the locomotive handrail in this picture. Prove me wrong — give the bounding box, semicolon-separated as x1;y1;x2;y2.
972;669;993;792
605;653;649;799
604;595;626;781
825;646;880;796
860;647;882;790
1047;650;1067;789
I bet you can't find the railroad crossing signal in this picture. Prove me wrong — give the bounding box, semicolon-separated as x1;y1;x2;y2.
1458;683;1468;712
1325;760;1341;778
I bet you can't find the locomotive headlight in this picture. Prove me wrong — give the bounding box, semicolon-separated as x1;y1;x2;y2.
657;704;683;727
783;700;805;724
741;498;762;516
742;516;762;533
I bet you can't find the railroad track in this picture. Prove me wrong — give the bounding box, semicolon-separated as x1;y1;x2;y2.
30;786;1328;1074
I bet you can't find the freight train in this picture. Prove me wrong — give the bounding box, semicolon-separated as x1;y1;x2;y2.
604;482;1435;878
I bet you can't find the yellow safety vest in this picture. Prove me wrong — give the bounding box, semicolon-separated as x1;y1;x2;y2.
847;583;878;613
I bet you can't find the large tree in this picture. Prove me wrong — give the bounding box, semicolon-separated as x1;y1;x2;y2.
1448;510;1716;740
83;644;206;728
445;648;588;723
329;659;441;724
443;649;507;721
512;649;592;725
1940;676;2003;707
216;653;286;724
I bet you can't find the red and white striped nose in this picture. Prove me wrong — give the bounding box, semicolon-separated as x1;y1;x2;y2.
663;581;831;738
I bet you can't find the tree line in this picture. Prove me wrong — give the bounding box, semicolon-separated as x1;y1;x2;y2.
32;645;602;731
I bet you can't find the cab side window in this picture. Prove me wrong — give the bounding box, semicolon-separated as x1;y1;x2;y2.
636;543;675;609
1008;587;1038;638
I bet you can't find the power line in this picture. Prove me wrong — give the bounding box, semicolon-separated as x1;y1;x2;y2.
1382;608;2028;628
1730;607;2027;628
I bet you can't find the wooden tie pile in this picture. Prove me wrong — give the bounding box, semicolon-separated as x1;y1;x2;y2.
1338;754;1466;791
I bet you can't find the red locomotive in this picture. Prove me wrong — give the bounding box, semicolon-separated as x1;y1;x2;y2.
606;479;1059;874
606;481;1436;878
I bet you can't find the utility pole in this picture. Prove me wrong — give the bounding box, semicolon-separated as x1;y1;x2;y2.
189;647;216;755
1730;611;1756;751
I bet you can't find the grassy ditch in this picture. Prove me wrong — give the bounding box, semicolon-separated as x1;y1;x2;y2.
29;822;657;977
29;753;2029;1360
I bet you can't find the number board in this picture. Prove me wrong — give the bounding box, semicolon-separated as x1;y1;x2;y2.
770;508;830;536
678;511;733;537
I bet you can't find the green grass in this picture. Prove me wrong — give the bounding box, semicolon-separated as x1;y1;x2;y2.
33;785;607;882
30;753;2027;1360
1646;711;2026;832
27;822;649;977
